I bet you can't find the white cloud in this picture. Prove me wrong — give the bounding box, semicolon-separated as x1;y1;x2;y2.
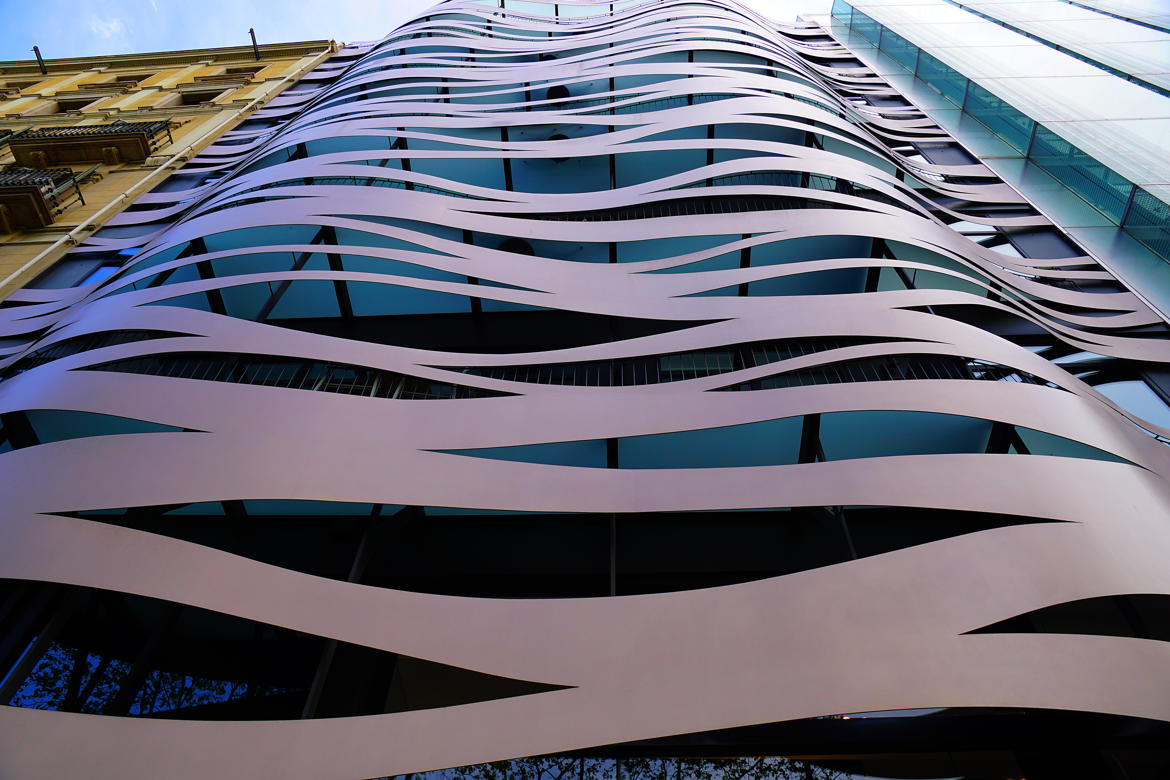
149;0;158;10
88;16;126;38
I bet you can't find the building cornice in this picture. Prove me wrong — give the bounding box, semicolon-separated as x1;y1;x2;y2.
0;40;336;76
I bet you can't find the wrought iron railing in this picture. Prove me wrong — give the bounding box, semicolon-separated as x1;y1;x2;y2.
7;119;173;153
0;164;99;217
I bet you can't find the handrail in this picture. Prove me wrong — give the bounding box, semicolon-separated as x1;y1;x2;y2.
7;120;170;141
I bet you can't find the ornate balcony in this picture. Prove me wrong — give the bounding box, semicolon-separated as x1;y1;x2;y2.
0;164;97;231
6;119;172;167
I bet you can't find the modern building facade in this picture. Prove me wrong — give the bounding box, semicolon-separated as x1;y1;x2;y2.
822;0;1170;315
0;38;338;299
1;1;1169;778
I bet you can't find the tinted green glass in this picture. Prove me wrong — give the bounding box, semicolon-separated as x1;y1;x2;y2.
1123;187;1170;259
1028;125;1134;223
963;81;1035;152
831;0;852;25
853;9;881;46
916;51;967;106
879;27;919;72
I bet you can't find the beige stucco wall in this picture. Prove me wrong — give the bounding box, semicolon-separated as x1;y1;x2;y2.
0;41;336;300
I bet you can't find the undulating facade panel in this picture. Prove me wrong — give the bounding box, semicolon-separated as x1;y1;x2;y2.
2;1;1170;778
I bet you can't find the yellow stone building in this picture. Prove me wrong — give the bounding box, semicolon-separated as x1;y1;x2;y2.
0;39;338;299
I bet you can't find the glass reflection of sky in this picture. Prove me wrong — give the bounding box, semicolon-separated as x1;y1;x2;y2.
376;756;964;780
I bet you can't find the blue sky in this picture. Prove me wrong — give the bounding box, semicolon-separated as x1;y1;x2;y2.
0;0;819;62
0;0;437;61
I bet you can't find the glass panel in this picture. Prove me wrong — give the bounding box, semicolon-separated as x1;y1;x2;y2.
963;81;1035;152
915;51;966;107
24;410;181;443
819;411;992;460
80;265;119;286
222;281;280;320
451;439;608;467
618;417;804;468
831;0;853;25
1027;125;1133;222
852;9;881;45
1095;380;1170;429
878;27;918;72
1123;187;1170;259
1014;427;1130;463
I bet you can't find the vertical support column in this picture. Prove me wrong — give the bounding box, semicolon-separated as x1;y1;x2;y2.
254;226;329;321
738;233;752;296
799;414;857;560
322;225;353;321
302;505;386;719
462;229;483;316
500;126;514;192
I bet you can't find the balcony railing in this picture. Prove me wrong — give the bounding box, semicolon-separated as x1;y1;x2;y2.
6;119;173;167
0;164;99;231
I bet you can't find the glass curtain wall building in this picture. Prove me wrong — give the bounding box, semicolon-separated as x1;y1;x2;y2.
1;1;1170;778
826;0;1170;309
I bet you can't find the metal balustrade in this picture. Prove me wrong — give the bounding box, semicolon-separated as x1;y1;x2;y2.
6;120;173;167
452;336;893;386
0;164;99;229
718;353;1054;391
89;352;512;400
